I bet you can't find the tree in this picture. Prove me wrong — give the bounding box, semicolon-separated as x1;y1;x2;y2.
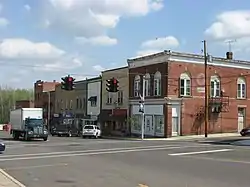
0;86;33;123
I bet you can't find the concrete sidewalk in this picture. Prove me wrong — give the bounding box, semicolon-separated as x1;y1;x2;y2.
0;169;25;187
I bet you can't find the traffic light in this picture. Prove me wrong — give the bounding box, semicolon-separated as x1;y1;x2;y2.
67;76;75;91
106;77;119;92
61;75;75;91
61;77;67;90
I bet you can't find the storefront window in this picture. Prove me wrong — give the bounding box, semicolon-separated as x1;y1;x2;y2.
154;115;164;134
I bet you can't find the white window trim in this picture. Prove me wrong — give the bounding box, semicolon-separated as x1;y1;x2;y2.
237;78;246;99
134;76;140;97
210;76;220;97
107;92;112;104
154;78;161;96
180;78;191;96
118;91;123;104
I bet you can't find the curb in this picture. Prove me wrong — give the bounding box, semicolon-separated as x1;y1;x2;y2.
0;169;26;187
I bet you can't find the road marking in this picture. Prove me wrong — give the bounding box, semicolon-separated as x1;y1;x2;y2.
138;184;149;187
0;144;181;158
168;149;233;156
4;163;68;171
0;146;204;161
0;168;26;187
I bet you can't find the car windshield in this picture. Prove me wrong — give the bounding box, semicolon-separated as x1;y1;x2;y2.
84;125;94;129
26;119;43;127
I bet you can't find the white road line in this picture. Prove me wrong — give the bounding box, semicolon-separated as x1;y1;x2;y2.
0;146;184;161
168;149;233;156
1;144;178;158
4;163;68;171
0;169;26;187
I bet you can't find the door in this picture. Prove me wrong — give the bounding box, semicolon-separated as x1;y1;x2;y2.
172;106;180;136
145;115;154;136
238;107;245;132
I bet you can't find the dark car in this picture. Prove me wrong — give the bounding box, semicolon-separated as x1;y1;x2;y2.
240;127;250;136
0;142;5;152
51;124;79;137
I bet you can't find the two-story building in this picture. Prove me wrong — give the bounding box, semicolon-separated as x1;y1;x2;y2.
99;66;129;136
86;76;102;126
128;50;250;138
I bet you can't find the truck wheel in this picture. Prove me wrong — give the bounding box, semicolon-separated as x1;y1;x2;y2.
13;132;19;140
43;137;48;141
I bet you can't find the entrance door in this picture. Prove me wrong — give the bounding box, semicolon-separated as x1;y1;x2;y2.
172;106;180;136
145;115;154;136
238;107;245;132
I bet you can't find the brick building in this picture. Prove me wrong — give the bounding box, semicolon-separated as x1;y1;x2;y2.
128;50;250;138
34;80;60;123
15;100;34;109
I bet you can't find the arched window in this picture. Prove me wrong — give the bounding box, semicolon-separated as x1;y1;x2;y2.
180;73;191;96
144;73;151;96
134;75;140;97
237;77;246;99
210;75;220;97
154;71;161;96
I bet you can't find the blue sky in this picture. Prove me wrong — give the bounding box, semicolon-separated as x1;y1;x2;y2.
0;0;250;88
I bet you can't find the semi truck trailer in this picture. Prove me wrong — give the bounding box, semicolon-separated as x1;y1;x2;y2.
10;108;48;141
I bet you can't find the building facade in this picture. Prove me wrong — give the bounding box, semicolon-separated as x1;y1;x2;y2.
34;80;59;123
99;67;129;136
86;77;102;126
15;100;34;109
128;50;250;138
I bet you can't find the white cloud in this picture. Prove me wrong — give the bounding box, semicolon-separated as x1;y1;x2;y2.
39;0;164;42
141;36;179;49
93;64;105;72
136;49;162;57
205;10;250;53
24;4;31;11
136;36;179;57
0;38;65;59
205;10;250;40
0;17;9;27
75;35;117;46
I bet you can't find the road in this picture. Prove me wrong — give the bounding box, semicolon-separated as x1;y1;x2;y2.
1;133;250;187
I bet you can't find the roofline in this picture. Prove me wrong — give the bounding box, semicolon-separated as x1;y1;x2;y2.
86;75;102;83
101;66;128;73
127;50;250;67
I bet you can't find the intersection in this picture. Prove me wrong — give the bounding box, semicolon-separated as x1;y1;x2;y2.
1;134;250;187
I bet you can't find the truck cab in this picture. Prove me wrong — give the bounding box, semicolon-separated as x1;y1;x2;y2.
23;118;48;141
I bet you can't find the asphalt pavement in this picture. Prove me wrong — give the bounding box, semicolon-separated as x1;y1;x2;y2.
1;132;250;187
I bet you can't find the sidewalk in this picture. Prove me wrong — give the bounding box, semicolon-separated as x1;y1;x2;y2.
0;169;25;187
102;133;240;141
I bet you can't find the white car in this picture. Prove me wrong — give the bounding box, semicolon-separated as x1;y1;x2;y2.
82;125;101;138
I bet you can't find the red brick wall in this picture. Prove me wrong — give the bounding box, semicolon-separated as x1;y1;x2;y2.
167;61;250;135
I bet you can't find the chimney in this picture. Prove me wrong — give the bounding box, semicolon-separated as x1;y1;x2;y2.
226;52;233;60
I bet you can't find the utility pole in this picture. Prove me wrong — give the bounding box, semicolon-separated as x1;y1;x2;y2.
139;76;145;140
47;91;51;133
203;40;209;138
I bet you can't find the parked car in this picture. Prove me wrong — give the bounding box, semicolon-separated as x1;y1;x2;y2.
0;142;5;152
82;125;101;138
240;127;250;136
51;124;79;137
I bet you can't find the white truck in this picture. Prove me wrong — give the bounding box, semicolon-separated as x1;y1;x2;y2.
10;108;48;141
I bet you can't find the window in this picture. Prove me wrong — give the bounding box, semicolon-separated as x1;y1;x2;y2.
65;100;68;109
118;91;123;104
61;100;63;109
79;99;82;109
180;73;191;96
76;98;79;109
70;100;73;109
107;92;112;104
90;96;97;107
237;77;246;99
134;75;140;97
144;73;151;96
210;76;220;97
154;71;161;96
